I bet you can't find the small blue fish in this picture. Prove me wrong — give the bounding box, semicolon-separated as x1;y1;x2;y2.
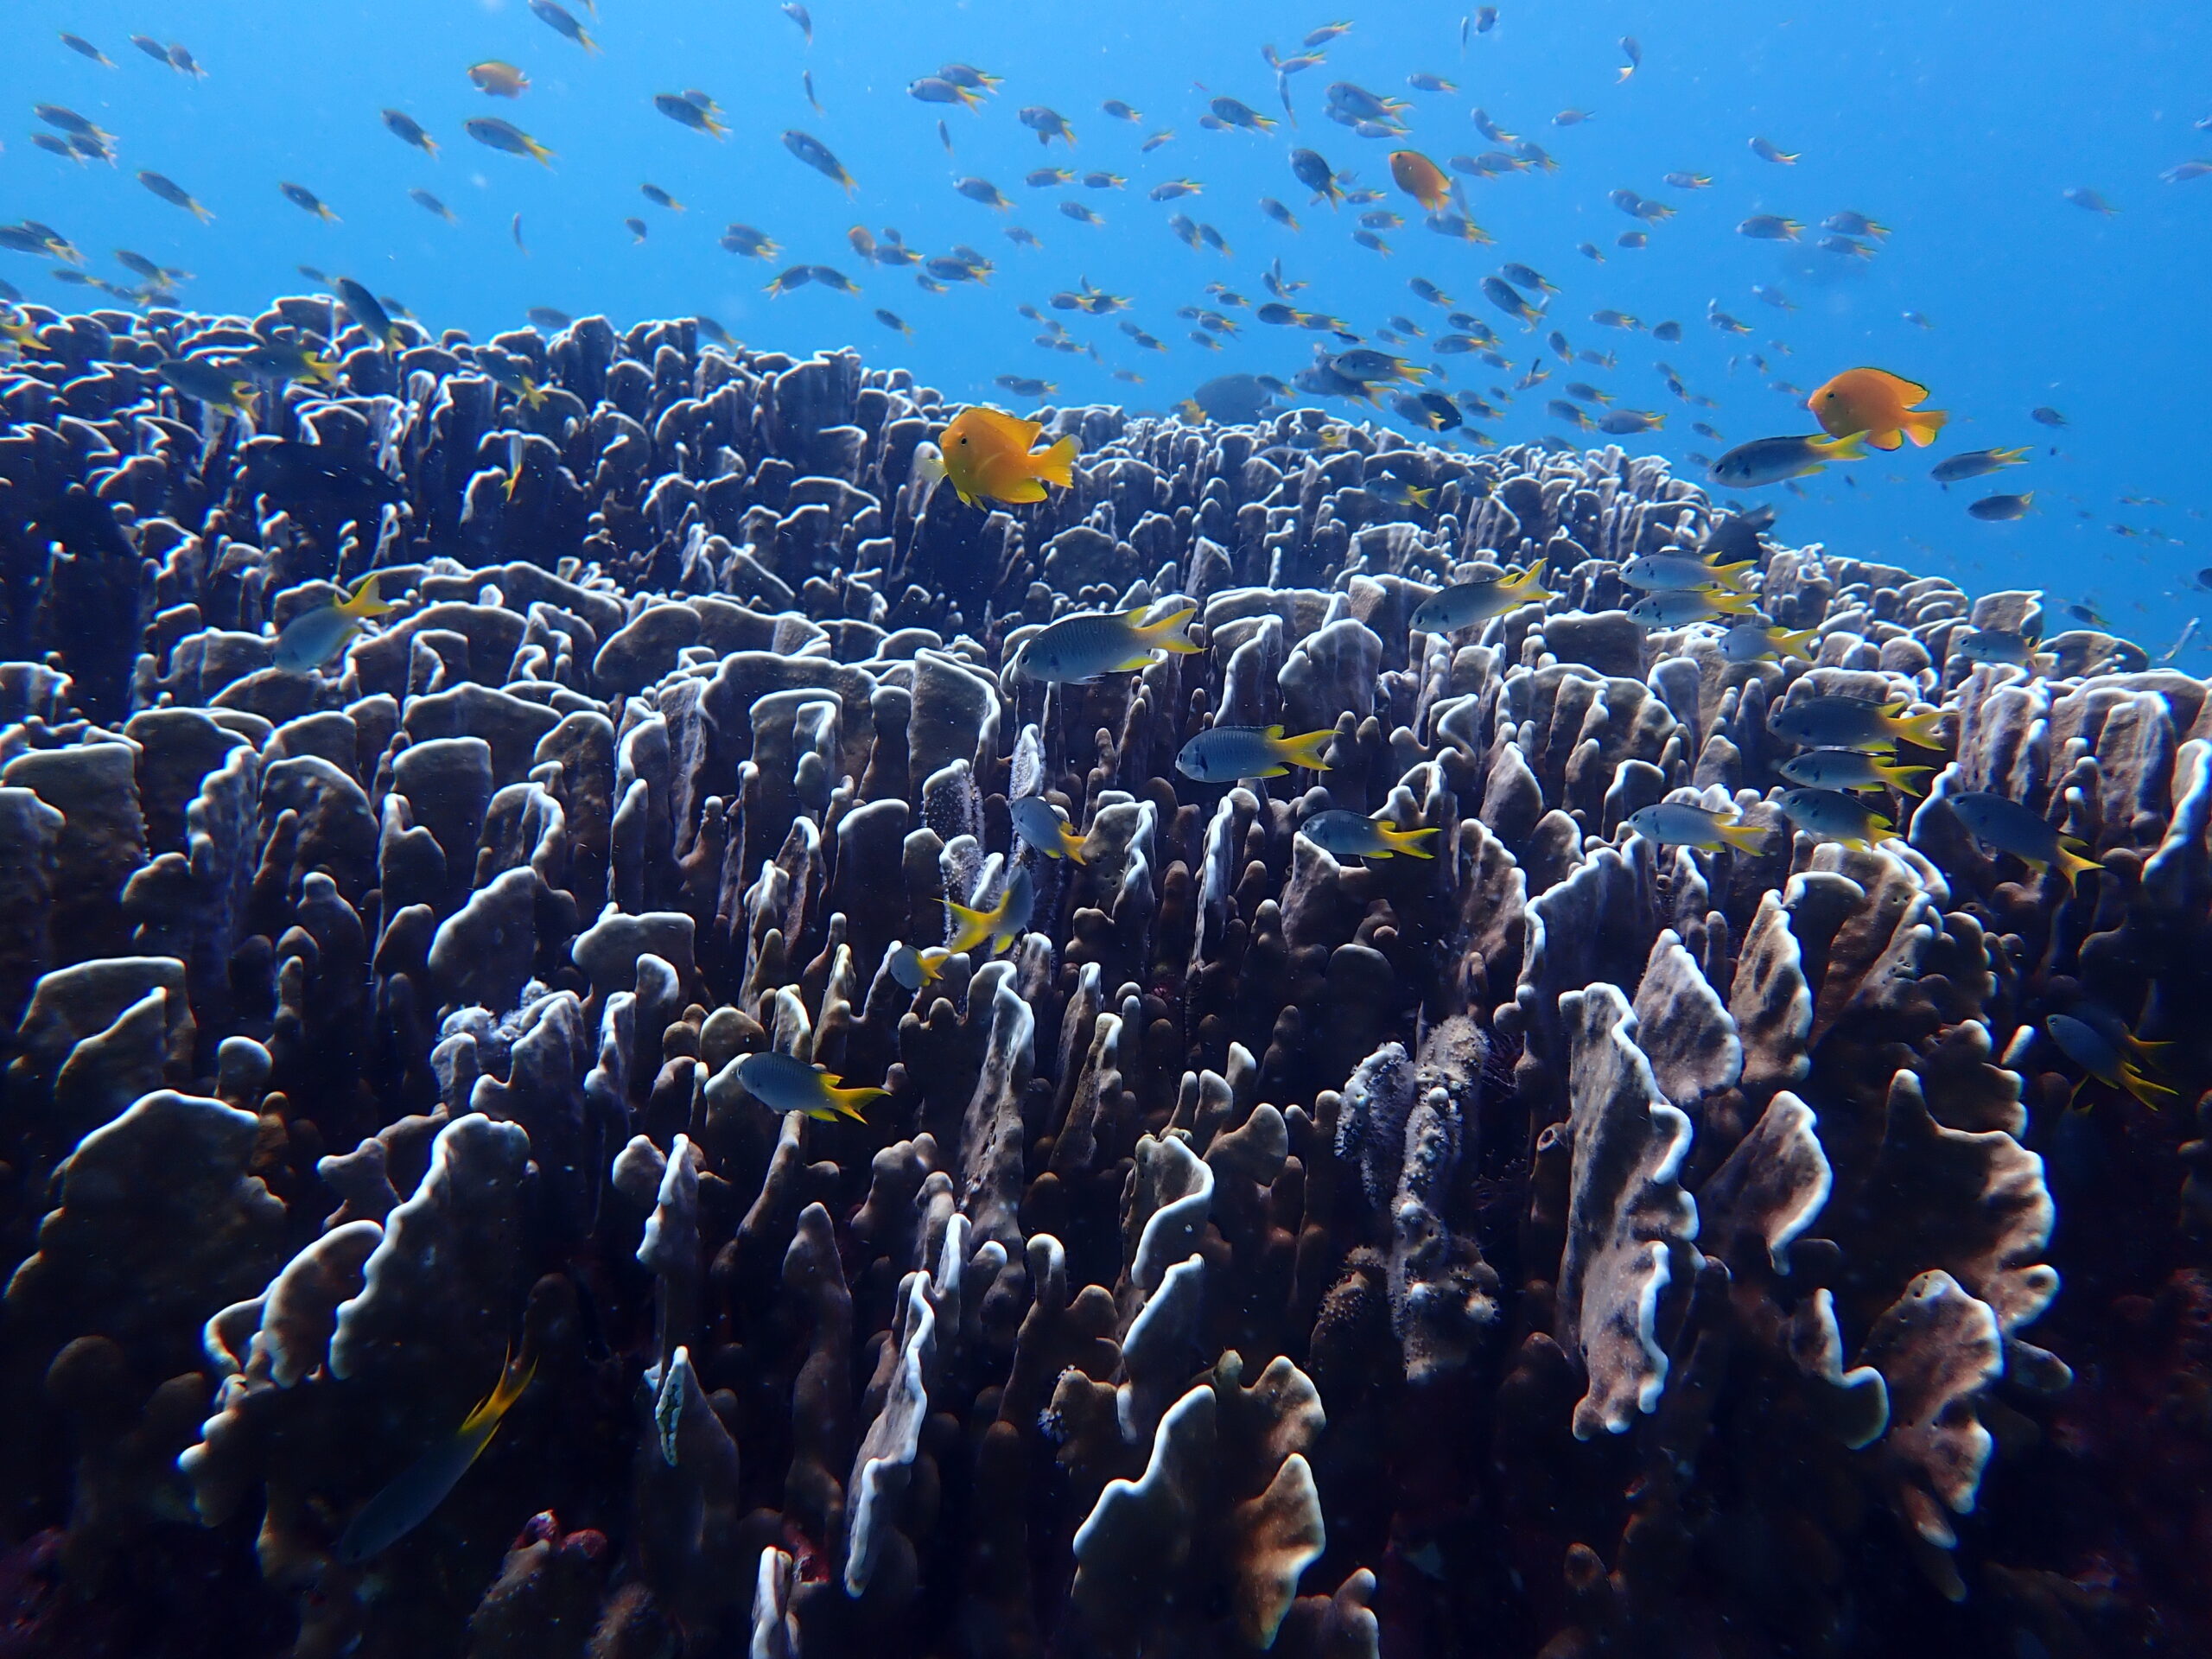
1297;810;1438;859
947;867;1034;957
1009;795;1088;861
333;1350;535;1565
1176;724;1336;782
2045;1014;2178;1111
1948;791;2102;889
274;574;397;674
732;1051;887;1122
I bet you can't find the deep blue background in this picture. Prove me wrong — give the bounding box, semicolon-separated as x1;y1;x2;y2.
7;1;2209;646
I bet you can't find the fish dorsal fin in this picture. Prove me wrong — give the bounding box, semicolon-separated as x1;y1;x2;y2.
969;405;1042;446
1877;369;1929;402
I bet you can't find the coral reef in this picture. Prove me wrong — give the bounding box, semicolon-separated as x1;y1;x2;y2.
0;298;2205;1658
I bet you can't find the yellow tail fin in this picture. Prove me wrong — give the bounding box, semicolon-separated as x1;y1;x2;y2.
1380;823;1440;858
461;1347;537;1439
2120;1062;2179;1111
1032;434;1077;489
340;573;397;618
1714;819;1770;854
1886;706;1947;750
1873;759;1934;795
1135;604;1202;655
1813;433;1867;463
1904;408;1949;447
1707;557;1758;590
1058;823;1090;863
1776;626;1818;662
1503;566;1553;602
823;1084;887;1122
945;895;1007;956
1270;727;1337;770
1704;586;1759;615
2053;842;2103;890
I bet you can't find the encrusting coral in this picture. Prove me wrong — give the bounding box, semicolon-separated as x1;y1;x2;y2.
0;296;2203;1658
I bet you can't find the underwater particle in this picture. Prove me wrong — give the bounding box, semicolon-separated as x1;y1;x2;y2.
467;60;531;98
137;170;213;220
928;406;1077;507
1808;368;1946;449
279;182;338;222
274;573;398;673
1948;791;2101;887
60;32;114;66
1176;723;1336;781
784;129;854;191
656;93;728;137
1778;787;1893;850
1624;801;1769;852
1749;135;1798;162
1012;604;1198;683
382;109;438;155
1967;492;2035;522
2062;187;2117;215
528;0;599;53
334;1351;537;1566
1738;214;1802;240
2030;405;2067;426
466;118;554;164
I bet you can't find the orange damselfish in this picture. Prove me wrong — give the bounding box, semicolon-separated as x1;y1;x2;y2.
1388;149;1453;211
1808;367;1948;450
935;406;1077;506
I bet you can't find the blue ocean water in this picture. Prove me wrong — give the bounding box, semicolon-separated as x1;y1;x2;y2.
8;0;2209;641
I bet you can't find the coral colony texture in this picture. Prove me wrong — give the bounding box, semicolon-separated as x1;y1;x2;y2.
3;296;2212;1659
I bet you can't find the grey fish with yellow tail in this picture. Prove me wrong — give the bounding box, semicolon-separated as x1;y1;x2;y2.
888;944;950;992
1777;750;1933;795
1176;724;1336;782
1011;605;1199;683
1770;693;1945;752
1297;810;1439;859
333;1348;536;1565
1777;786;1895;850
1625;801;1770;853
2045;1014;2178;1111
732;1051;887;1122
1010;796;1088;862
946;867;1034;957
1948;791;2103;888
1409;566;1550;632
275;574;397;673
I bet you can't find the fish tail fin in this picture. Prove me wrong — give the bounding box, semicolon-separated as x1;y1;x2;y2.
1408;485;1434;507
522;378;547;409
1705;586;1759;614
1814;433;1867;462
1777;626;1819;662
918;947;949;984
462;1346;537;1438
828;1084;888;1122
2120;1061;2180;1111
339;573;396;618
192;202;215;224
1380;823;1440;858
1874;759;1935;796
1885;708;1947;750
1272;727;1337;770
1708;557;1758;589
1904;407;1948;447
944;897;1002;956
1136;604;1202;655
1503;565;1554;602
1714;819;1770;854
2054;840;2104;889
580;29;601;54
1032;434;1077;488
1058;823;1090;863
